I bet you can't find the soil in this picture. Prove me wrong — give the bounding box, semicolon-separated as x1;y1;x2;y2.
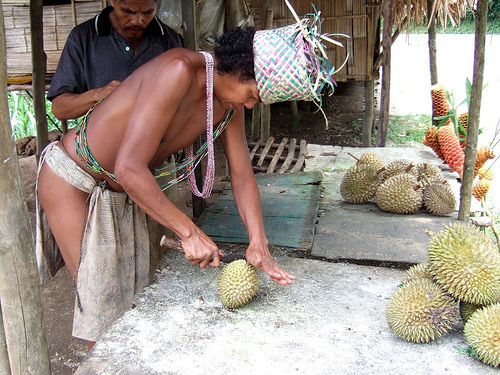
16;80;365;374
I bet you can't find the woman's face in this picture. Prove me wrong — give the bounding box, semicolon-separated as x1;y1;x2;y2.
214;73;261;111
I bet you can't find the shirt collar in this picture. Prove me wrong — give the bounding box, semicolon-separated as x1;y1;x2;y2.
94;6;165;37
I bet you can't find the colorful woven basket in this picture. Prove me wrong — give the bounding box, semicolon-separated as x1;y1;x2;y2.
253;0;344;107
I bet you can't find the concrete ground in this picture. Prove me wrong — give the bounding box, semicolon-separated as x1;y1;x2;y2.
68;34;500;374
76;147;497;374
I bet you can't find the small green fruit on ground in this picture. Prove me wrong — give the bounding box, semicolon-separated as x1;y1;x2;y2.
217;259;258;308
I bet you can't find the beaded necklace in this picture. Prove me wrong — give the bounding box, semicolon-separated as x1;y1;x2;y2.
75;52;233;194
187;51;215;198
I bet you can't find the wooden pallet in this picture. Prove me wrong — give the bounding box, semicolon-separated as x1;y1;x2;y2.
248;137;307;174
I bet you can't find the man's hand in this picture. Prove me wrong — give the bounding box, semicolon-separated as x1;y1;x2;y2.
245;244;295;285
180;231;223;269
93;80;121;102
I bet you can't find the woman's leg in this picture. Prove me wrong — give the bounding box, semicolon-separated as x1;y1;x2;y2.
37;161;89;279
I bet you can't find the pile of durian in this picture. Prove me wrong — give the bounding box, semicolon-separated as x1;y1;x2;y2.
340;152;456;216
386;222;500;368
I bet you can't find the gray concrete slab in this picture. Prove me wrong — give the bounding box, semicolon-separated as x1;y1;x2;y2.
305;146;471;265
76;250;497;375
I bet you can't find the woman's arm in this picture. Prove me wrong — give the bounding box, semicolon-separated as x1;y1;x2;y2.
220;109;295;285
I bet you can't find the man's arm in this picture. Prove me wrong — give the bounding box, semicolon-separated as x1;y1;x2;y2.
51;80;121;120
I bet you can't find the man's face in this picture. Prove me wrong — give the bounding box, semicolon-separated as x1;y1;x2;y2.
110;0;157;42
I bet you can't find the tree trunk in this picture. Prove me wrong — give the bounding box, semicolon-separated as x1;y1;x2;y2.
427;0;438;86
362;79;374;146
427;0;439;126
30;0;48;161
0;5;51;374
0;303;11;374
376;0;392;146
458;0;487;222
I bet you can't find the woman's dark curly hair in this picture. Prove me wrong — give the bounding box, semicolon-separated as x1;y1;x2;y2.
214;27;256;82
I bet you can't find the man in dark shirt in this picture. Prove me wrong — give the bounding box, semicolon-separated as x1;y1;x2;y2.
48;0;182;120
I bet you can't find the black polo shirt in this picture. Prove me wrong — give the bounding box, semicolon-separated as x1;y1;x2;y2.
48;6;183;101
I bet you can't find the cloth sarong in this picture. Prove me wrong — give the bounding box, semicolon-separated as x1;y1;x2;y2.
35;142;150;341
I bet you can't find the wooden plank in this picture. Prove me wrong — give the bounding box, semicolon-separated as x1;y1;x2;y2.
196;171;323;249
249;139;261;162
267;137;288;173
290;139;307;172
278;138;297;174
256;136;275;167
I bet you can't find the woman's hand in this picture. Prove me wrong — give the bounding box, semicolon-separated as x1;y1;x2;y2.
180;231;223;268
245;243;295;285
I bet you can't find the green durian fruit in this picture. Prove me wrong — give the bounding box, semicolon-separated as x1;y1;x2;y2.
376;174;423;214
460;301;484;324
354;152;386;170
423;181;456;216
413;162;444;186
400;263;432;284
217;259;258;308
340;164;384;204
386;278;459;343
464;303;500;367
428;222;500;305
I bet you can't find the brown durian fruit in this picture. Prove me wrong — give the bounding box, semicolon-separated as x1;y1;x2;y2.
473;178;491;202
376;174;423;214
423;181;456;216
340;164;384;204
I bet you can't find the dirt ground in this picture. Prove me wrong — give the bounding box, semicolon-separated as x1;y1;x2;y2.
17;80;365;374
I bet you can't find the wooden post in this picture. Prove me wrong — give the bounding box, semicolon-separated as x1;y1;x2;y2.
427;0;439;126
458;0;487;222
290;101;300;134
260;9;274;142
362;79;374;146
181;0;205;218
251;103;261;140
31;0;49;161
0;4;51;373
376;0;392;147
0;304;11;374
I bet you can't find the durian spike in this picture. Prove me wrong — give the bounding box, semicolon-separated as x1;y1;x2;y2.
437;125;464;176
405;163;415;173
347;151;361;161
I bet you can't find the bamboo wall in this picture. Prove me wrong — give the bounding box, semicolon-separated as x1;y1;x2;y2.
3;0;105;79
246;0;381;82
